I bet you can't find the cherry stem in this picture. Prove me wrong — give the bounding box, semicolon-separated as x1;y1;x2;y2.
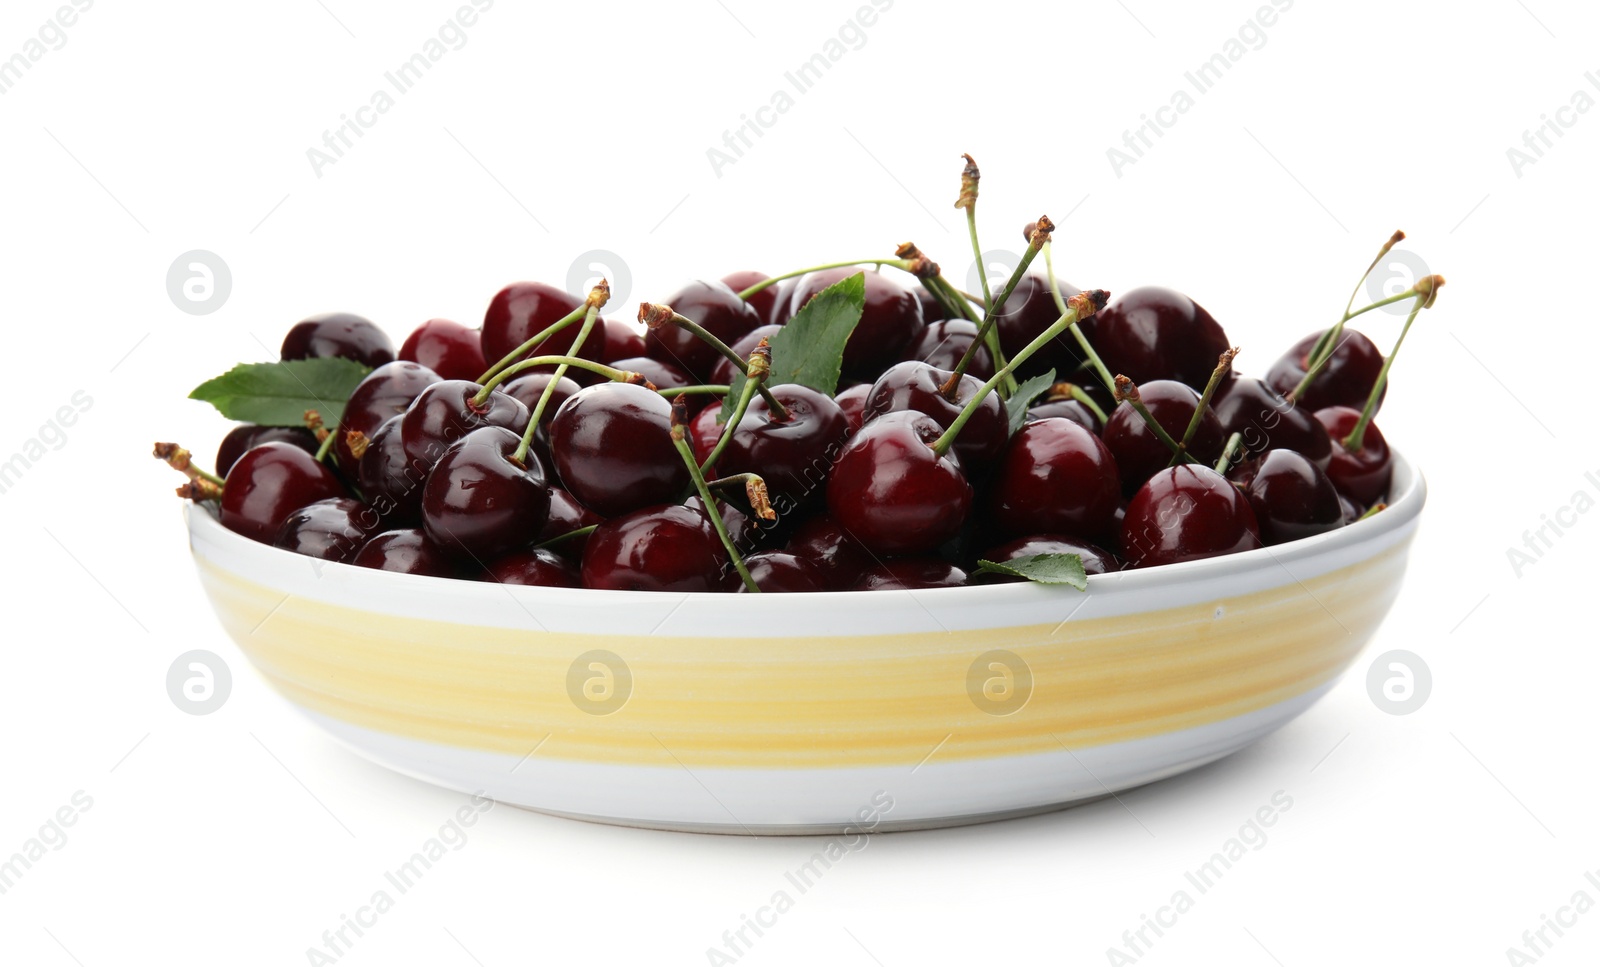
1173;347;1239;462
153;442;226;491
1295;231;1404;399
699;342;771;476
1043;240;1118;397
1049;382;1109;424
942;220;1051;399
1215;431;1244;474
313;422;337;463
705;473;778;522
671;396;760;592
931;289;1108;456
735;259;915;301
1343;279;1441;452
477;304;587;385
534;524;597;549
475;354;641;405
657;384;730;397
1357;502;1387;520
515;303;601;465
954;154;991;313
1115;376;1196;465
638;304;790;420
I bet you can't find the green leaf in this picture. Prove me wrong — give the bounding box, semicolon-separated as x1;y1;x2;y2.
974;553;1088;590
721;271;866;422
1006;368;1056;434
188;358;373;427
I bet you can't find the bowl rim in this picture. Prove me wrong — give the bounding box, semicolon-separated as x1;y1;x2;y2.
187;450;1425;604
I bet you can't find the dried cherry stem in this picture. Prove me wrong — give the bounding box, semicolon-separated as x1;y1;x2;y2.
734;259;916;301
305;409;338;463
1172;347;1239;465
1115;376;1196;465
1042;239;1118;397
657;384;730;398
938;218;1053;399
534;524;597;549
931;289;1109;456
638;302;790;419
699;341;771;475
704;473;778;522
671;396;760;592
1214;432;1244;474
474;354;645;405
153;442;225;500
515;293;605;466
1046;382;1109;424
1343;276;1443;452
954;153;991;313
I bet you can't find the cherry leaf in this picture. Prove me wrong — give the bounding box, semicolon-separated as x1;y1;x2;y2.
188;358;372;427
721;271;866;422
974;553;1088;590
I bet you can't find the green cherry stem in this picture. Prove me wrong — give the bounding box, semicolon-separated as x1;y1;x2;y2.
474;354;641;406
477;302;591;386
658;384;730;398
1172;347;1239;465
699;341;770;476
534;524;597;549
1042;239;1118;398
671;396;760;592
1294;230;1404;400
1357;502;1387;520
638;303;790;420
1214;432;1244;474
735;259;916;301
515;294;605;466
954;154;992;313
1115;376;1195;465
1343;276;1443;452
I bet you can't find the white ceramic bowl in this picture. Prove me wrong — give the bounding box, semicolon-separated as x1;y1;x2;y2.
186;454;1425;834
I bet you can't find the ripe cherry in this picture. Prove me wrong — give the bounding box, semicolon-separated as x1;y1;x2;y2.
399;319;486;382
1314;406;1392;505
421;427;550;561
280;312;395;368
500;373;581;428
826;411;971;556
740;551;828;593
221;442;347;544
600;318;646;363
335;361;441;469
480;281;586;371
399;379;530;465
1120;464;1260;568
581;503;731;592
786;514;874;590
715;384;850;510
1210;376;1333;469
1230;449;1344;545
988;417;1121;542
721;271;781;328
1266;328;1386;413
353;528;454;576
912;285;948;323
789;268;923;381
854;559;968;591
357;415;430;524
1102;380;1225;494
216;425;317;478
834;384;871;435
902;319;994;380
484;548;579;587
608;355;695;391
862;361;1007;472
993;274;1084;379
644;280;762;382
548;381;689;516
274;497;371;563
709;325;783;386
536;488;605;558
1093;287;1231;390
688;401;725;466
973;535;1117;581
1025;397;1098;434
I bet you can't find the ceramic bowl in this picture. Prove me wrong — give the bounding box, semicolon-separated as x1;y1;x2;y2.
186;454;1425;834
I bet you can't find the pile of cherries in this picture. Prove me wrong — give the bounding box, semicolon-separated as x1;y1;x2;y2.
159;184;1439;592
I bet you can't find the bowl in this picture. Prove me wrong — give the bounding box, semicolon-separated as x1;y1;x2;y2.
186;453;1425;834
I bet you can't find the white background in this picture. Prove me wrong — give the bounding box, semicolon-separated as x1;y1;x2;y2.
1;0;1595;964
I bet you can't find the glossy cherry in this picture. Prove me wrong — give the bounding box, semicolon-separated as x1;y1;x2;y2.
274;497;371;563
483;548;579;587
1210;376;1333;469
334;361;441;469
862;361;1008;472
581;503;731;592
902;319;994;380
216;425;317;478
500;373;581;428
788;268;923;381
834;384;872;435
993;274;1085;379
399;379;530;465
421;427;550;561
220;441;347;544
972;535;1117;581
1120;464;1260;568
1102;380;1225;494
708;325;783;386
721;271;781;329
353;528;454;576
357;415;430;524
480;281;587;371
717;384;850;510
1314;406;1392;505
826;411;972;556
688;401;725;466
988;417;1121;542
600;317;647;363
1266;328;1386;413
911;285;948;323
280;312;394;368
740;551;828;593
854;559;968;591
548;382;689;517
399;319;486;382
644;280;762;382
536;488;605;555
1025;397;1098;434
786;514;875;590
1230;449;1344;545
1092;287;1231;390
608;356;695;391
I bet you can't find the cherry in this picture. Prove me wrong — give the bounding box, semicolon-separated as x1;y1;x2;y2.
721;271;782;329
902;319;995;381
220;441;346;544
716;384;850;510
356;415;430;524
688;401;725;466
399;319;486;382
421;427;550;561
789;268;924;381
216;425;316;478
972;534;1117;581
334;361;441;469
280;312;395;368
353;528;454;576
709;325;783;386
763;277;798;325
536;488;605;558
1102;380;1225;494
607;355;695;391
988;417;1121;542
274;497;371;563
399;379;530;465
1339;494;1363;524
1266;328;1386;413
1120;464;1260;568
682;494;773;558
826;411;971;556
993;274;1085;378
1314;406;1392;505
740;551;828;593
862;361;1008;472
786;514;874;590
1210;376;1333;469
1092;287;1232;390
644;280;762;382
548;381;689;516
500;373;581;429
912;285;948;323
600;317;647;363
834;384;872;434
854;559;968;591
1025;398;1098;434
1230;449;1344;545
480;281;587;371
484;548;579;587
581;503;731;592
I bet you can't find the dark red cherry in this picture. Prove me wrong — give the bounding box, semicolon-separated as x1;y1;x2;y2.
1092;287;1231;391
1102;380;1225;495
484;548;579;587
608;355;695;391
399;319;486;382
988;418;1121;542
600;317;647;363
536;488;605;559
480;281;587;372
1266;329;1386;413
421;427;550;561
993;274;1085;379
688;401;725;466
901;319;995;381
334;361;441;469
1339;494;1364;524
786;514;875;590
720;271;781;329
912;285;948;323
644;280;762;383
220;442;346;544
280;312;395;368
1120;464;1260;568
1230;449;1344;545
499;373;581;426
548;382;689;517
854;559;968;591
581;503;731;592
216;425;317;478
399;379;530;465
826;411;971;556
353;528;454;576
862;361;1007;472
764;277;798;326
716;384;850;511
1210;377;1333;469
274;497;372;563
1025;398;1098;434
972;534;1117;581
683;495;778;560
356;415;430;524
1314;406;1392;505
708;325;783;386
834;384;872;435
789;269;923;381
740;551;828;593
